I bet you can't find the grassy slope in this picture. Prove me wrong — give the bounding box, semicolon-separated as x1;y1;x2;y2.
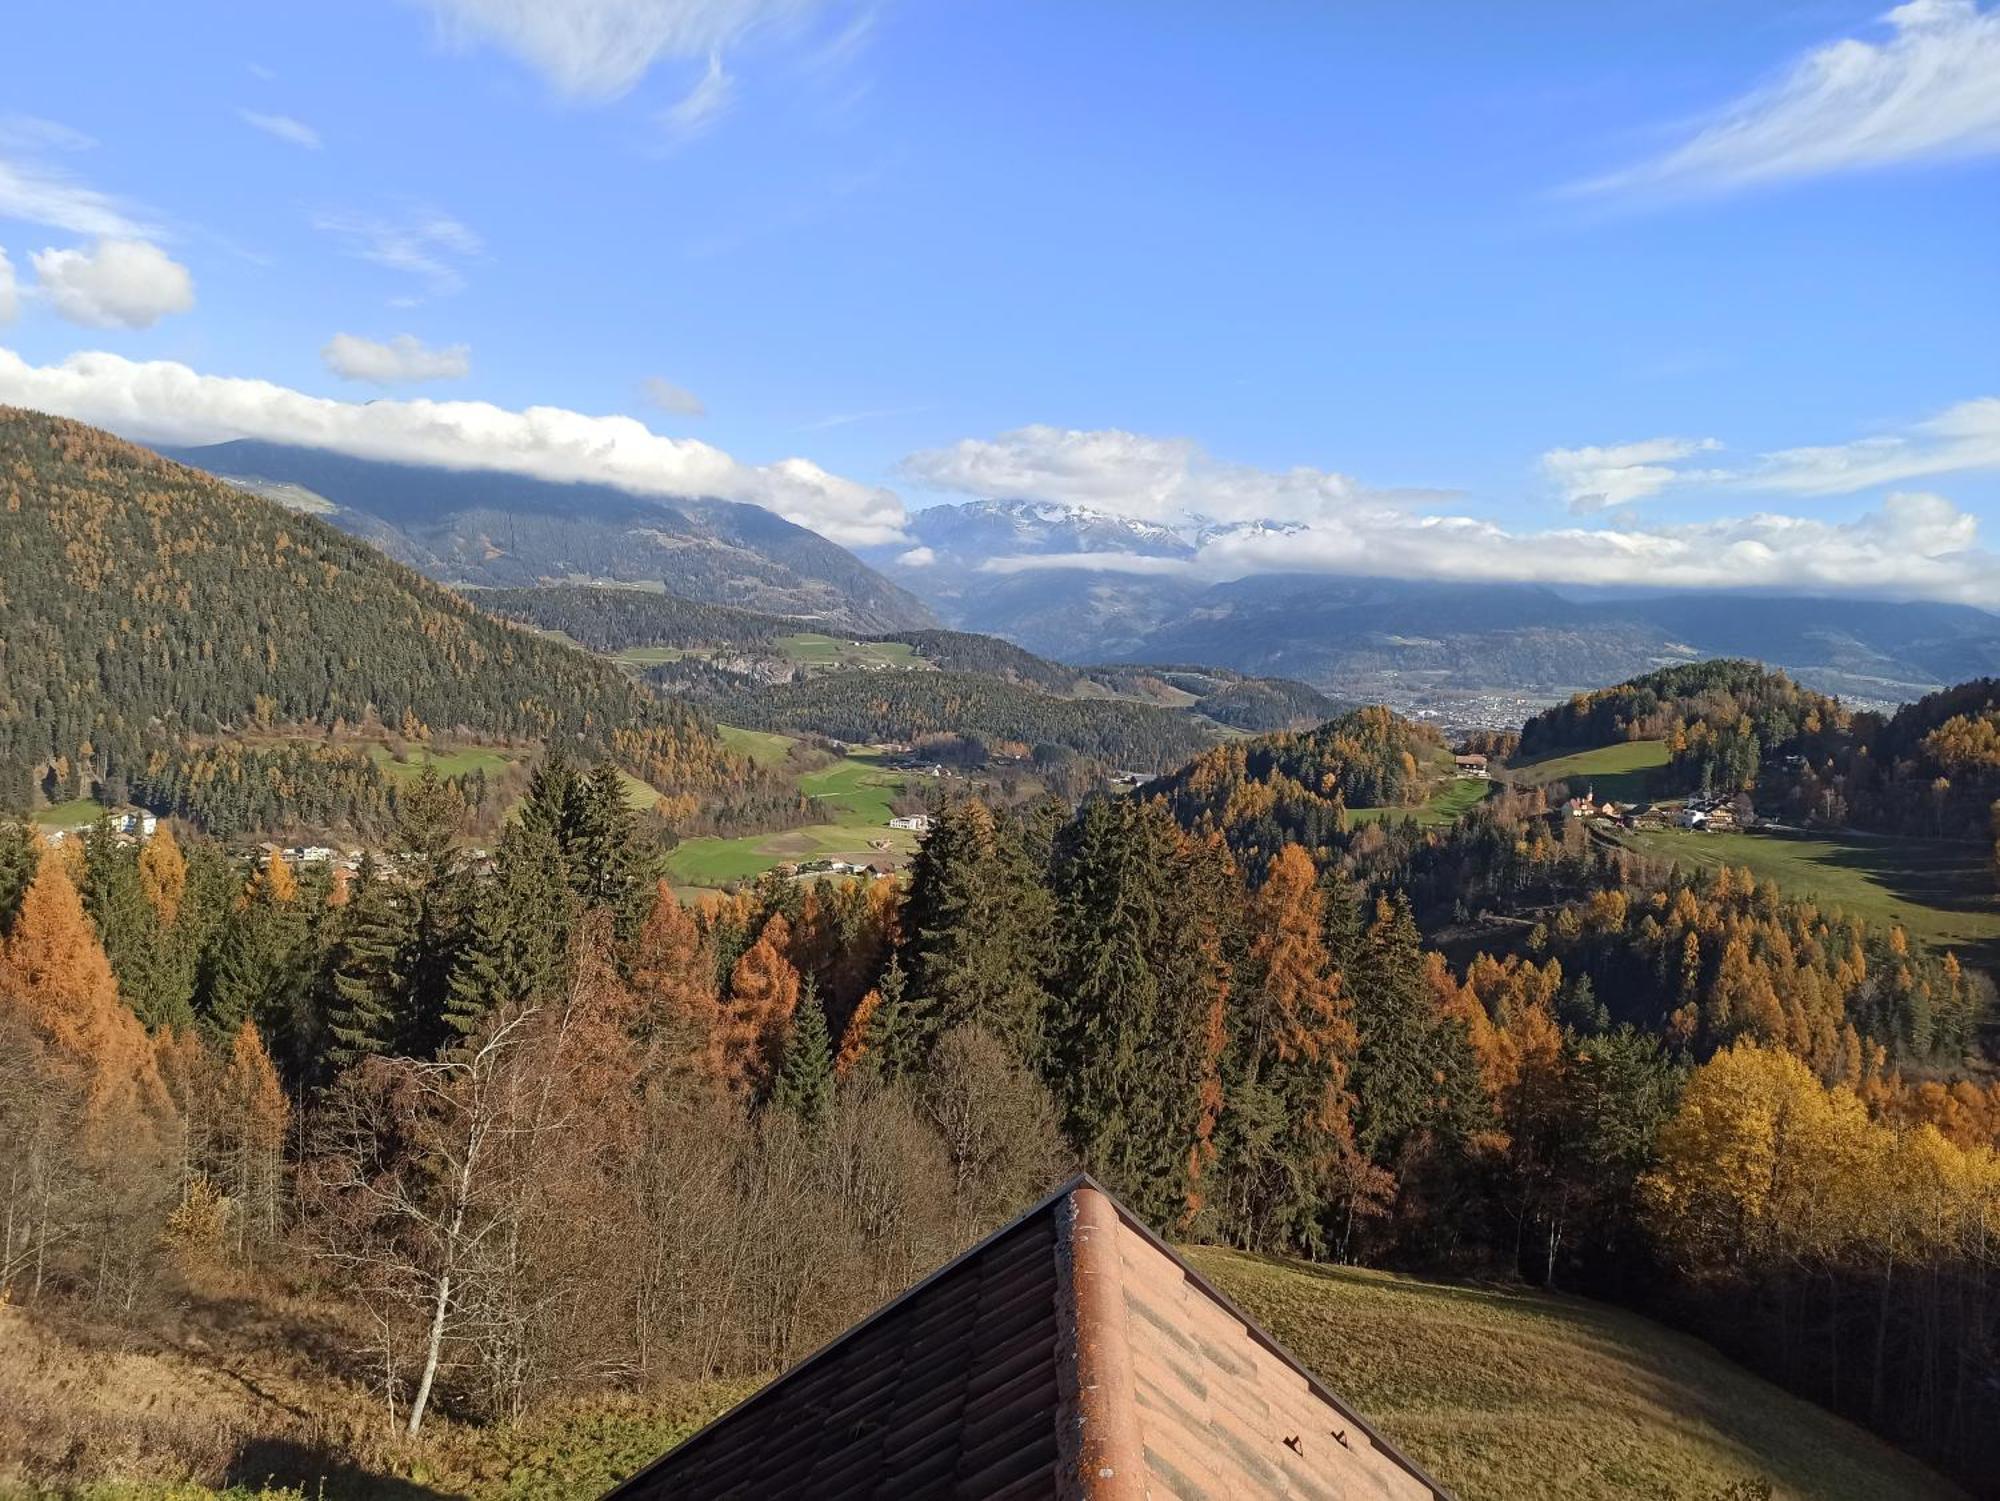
365;746;522;782
28;797;107;829
3;1250;1962;1501
664;744;919;885
1613;825;2000;959
1186;1248;1962;1501
1348;776;1493;828
1505;739;1670;803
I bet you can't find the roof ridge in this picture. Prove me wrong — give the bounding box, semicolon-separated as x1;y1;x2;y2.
599;1173;1455;1500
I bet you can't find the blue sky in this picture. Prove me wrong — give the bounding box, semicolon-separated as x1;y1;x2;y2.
1;1;1997;599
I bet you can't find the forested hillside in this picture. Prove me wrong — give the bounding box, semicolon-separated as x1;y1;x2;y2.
1764;677;2000;837
1147;705;1450;871
162;440;936;632
1518;661;2000;842
0;411;757;834
487;584;1341;730
1517;660;1846;796
708;668;1219;769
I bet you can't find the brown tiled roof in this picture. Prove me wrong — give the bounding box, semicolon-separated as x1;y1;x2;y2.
602;1175;1451;1500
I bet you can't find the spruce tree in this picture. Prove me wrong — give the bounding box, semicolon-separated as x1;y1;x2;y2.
445;817;577;1039
79;820;188;1029
1044;798;1233;1228
1347;893;1488;1162
771;981;835;1129
570;760;652;939
899;800;1054;1059
325;855;409;1071
391;768;467;1054
0;817;41;931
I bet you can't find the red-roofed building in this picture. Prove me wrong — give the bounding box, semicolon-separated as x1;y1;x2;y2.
602;1174;1449;1500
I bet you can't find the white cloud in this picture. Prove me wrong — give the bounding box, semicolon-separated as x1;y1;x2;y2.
31;239;194;328
410;0;814;100
904;424;1368;528
914;421;2000;606
238;109;323;150
313;209;481;294
1580;0;2000;197
1752;397;2000;495
1540;435;1724;512
0;249;16;324
661;51;735;142
895;545;935;567
0;346;909;548
1196;490;1998;605
321;332;470;384
641;375;706;416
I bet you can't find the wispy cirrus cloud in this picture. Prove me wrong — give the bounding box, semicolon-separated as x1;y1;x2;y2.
408;0;821;101
312;208;481;294
1577;0;2000;198
238;109;323;150
660;51;734;142
641;375;706;416
1751;397;2000;495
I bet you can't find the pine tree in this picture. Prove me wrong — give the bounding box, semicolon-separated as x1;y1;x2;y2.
0;817;37;930
325;855;409;1071
771;981;834;1128
518;748;581;850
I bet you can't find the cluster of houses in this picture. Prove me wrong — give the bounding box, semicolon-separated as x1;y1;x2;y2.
782;857;899;882
1556;788;1756;834
39;807;158;845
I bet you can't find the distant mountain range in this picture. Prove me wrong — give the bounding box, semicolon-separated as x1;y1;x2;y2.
868;500;2000;710
135;450;2000;711
157;440;936;633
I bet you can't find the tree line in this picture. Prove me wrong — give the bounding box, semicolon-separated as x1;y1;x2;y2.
5;758;1998;1487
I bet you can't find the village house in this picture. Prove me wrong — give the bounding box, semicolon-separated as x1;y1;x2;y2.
888;812;935;833
1452;752;1489;779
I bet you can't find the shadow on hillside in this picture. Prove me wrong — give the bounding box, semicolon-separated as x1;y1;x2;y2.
226;1437;457;1500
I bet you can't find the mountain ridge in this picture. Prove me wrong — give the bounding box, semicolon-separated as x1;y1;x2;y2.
159;439;937;633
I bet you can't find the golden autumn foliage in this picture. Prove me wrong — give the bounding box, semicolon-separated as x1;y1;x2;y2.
137;824;186;927
630;881;721;1072
717;914;802;1097
1644;1043;2000;1273
0;852;170;1136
